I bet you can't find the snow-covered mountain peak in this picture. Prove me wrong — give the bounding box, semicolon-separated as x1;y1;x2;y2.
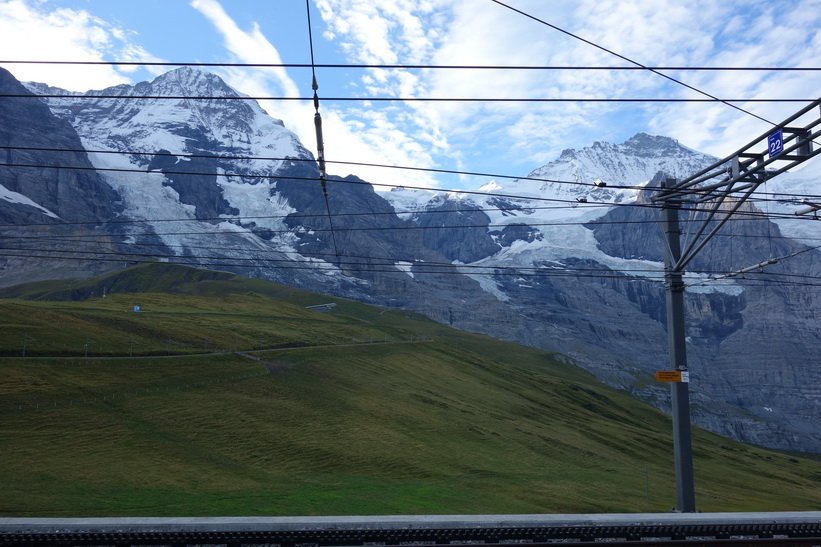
143;67;238;98
23;68;318;256
28;68;312;171
527;132;716;184
621;132;686;156
494;132;717;207
478;180;503;192
384;132;719;219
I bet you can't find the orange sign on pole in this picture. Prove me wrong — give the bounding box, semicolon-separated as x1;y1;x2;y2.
655;370;689;383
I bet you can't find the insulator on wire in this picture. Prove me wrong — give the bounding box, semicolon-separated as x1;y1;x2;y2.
314;112;326;181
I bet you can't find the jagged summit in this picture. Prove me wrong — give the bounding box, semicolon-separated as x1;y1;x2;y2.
27;67;310;165
561;132;672;161
26;66;244;100
141;66;240;97
536;132;716;187
622;131;681;150
516;133;716;201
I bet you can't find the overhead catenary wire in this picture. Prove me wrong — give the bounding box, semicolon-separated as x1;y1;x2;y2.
7;225;819;281
0;158;644;202
0;210;771;257
1;158;820;235
4;245;821;289
0;194;814;240
3;59;821;72
686;242;821;288
0;242;795;279
1;201;812;230
0;144;715;202
0;247;664;280
488;0;778;127
1;93;814;103
9;227;819;258
3;137;821;247
1;163;812;288
3;144;821;209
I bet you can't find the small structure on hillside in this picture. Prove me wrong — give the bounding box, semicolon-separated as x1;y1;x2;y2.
305;303;337;312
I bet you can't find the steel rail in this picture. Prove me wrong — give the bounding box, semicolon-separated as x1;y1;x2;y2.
3;518;821;546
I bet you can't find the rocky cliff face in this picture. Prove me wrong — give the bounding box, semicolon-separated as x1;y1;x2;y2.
2;67;820;452
0;67;128;285
0;67;120;224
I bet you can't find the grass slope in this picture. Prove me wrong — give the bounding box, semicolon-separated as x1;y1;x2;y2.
1;264;819;516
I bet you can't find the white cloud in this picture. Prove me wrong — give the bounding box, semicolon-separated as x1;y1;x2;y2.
0;0;164;90
638;0;821;157
415;0;821;169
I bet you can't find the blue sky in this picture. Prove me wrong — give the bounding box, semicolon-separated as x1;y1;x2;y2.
1;0;821;191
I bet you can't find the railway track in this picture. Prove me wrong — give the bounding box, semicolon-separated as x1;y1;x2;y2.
2;513;820;546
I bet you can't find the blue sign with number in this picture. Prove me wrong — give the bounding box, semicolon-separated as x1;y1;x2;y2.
768;129;783;158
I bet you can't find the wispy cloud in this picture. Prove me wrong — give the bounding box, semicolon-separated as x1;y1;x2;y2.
190;0;300;98
0;0;164;90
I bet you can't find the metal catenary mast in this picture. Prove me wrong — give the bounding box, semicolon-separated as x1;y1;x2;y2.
652;97;821;512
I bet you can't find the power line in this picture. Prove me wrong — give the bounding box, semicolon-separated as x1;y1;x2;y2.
0;202;613;228
0;159;650;204
0;245;752;279
1;158;819;231
3;144;821;210
7;233;815;279
1;55;818;291
2;93;813;103
4;142;821;208
488;0;778;126
0;144;594;189
0;144;673;199
1;201;809;230
10;223;819;255
3;60;821;71
0;248;663;280
4;245;821;289
0;243;663;274
2;211;815;247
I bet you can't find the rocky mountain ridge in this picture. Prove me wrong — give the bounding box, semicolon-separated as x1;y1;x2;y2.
2;66;820;452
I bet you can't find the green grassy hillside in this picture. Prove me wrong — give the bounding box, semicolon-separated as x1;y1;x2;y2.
1;264;819;516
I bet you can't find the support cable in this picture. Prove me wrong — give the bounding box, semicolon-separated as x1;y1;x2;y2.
1;93;813;103
306;0;339;259
5;151;821;209
489;0;776;126
4;60;821;71
3;144;821;208
0;211;801;241
686;243;821;287
4;229;817;280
